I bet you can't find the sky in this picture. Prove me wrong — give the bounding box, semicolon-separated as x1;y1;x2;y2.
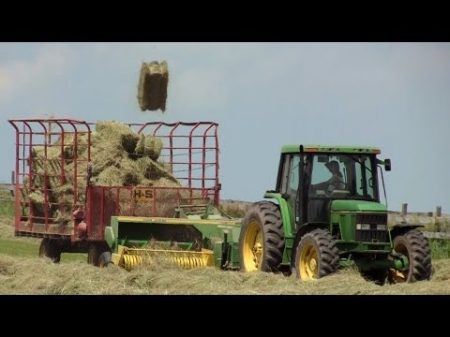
0;42;449;212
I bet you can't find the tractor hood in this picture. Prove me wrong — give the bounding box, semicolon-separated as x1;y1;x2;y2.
331;200;387;212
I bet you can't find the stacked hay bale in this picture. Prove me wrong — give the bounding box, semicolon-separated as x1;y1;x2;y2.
137;61;169;112
91;121;178;186
25;121;183;226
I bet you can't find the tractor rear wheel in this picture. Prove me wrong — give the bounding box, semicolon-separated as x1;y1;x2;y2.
294;229;339;280
39;238;61;263
239;201;284;272
389;229;432;283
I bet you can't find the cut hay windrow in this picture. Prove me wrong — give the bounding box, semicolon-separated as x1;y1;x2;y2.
137;61;169;112
26;121;181;225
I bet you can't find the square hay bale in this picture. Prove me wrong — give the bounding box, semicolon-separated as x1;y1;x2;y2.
135;134;163;161
137;61;169;112
25;120;180;226
120;159;144;186
94;166;123;186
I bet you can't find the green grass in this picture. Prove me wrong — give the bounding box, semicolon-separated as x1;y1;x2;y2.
0;192;14;218
0;239;39;258
430;239;450;260
0;193;85;263
0;238;86;262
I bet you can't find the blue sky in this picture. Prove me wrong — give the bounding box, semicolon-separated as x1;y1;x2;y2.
1;43;449;212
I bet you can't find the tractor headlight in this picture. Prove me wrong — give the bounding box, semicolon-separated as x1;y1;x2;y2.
376;224;387;231
356;224;371;230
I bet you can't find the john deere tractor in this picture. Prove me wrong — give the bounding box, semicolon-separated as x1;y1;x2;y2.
239;145;432;284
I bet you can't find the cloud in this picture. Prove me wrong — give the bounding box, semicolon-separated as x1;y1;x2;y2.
0;44;73;104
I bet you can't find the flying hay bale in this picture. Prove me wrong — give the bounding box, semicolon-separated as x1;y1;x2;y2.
137;61;169;112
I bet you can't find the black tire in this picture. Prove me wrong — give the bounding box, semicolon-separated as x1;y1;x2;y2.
361;269;388;286
294;229;339;280
39;238;61;263
98;251;112;268
389;229;432;283
239;201;284;272
87;243;109;267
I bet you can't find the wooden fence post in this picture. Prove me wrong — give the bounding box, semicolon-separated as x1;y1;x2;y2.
401;203;408;216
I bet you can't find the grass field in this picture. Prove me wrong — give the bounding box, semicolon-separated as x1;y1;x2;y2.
2;188;450;294
1;213;450;294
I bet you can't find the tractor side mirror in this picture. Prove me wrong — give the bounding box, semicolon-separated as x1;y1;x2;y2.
384;159;391;171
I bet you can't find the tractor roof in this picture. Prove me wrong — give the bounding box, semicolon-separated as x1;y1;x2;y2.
281;145;381;154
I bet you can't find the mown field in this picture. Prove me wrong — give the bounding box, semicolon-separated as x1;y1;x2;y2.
1;190;450;294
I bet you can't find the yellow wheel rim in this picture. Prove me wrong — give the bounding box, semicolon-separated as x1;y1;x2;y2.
242;220;263;272
298;241;319;280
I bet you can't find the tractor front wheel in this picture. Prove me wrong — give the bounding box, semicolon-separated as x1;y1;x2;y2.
239;201;284;272
294;229;339;280
389;229;432;283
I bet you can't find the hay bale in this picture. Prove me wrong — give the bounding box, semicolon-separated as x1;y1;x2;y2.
121;133;140;154
26;120;182;224
54;209;71;226
28;191;46;216
120;160;143;186
137;61;169;112
29;191;44;204
135;134;163;160
94;121;139;152
94;166;123;186
137;157;170;181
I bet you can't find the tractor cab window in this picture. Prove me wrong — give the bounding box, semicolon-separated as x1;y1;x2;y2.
288;155;300;193
353;155;375;200
310;155;347;197
308;153;378;201
280;154;301;201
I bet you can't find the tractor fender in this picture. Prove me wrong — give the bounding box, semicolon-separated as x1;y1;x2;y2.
390;223;423;238
263;192;294;238
290;222;329;268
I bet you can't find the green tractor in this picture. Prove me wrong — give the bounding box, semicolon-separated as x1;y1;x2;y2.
239;145;432;284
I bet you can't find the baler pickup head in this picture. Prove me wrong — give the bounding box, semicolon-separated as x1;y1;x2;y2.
112;245;214;270
105;214;242;271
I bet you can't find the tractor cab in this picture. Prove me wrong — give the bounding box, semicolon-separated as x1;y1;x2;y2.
276;145;388;227
238;144;431;284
